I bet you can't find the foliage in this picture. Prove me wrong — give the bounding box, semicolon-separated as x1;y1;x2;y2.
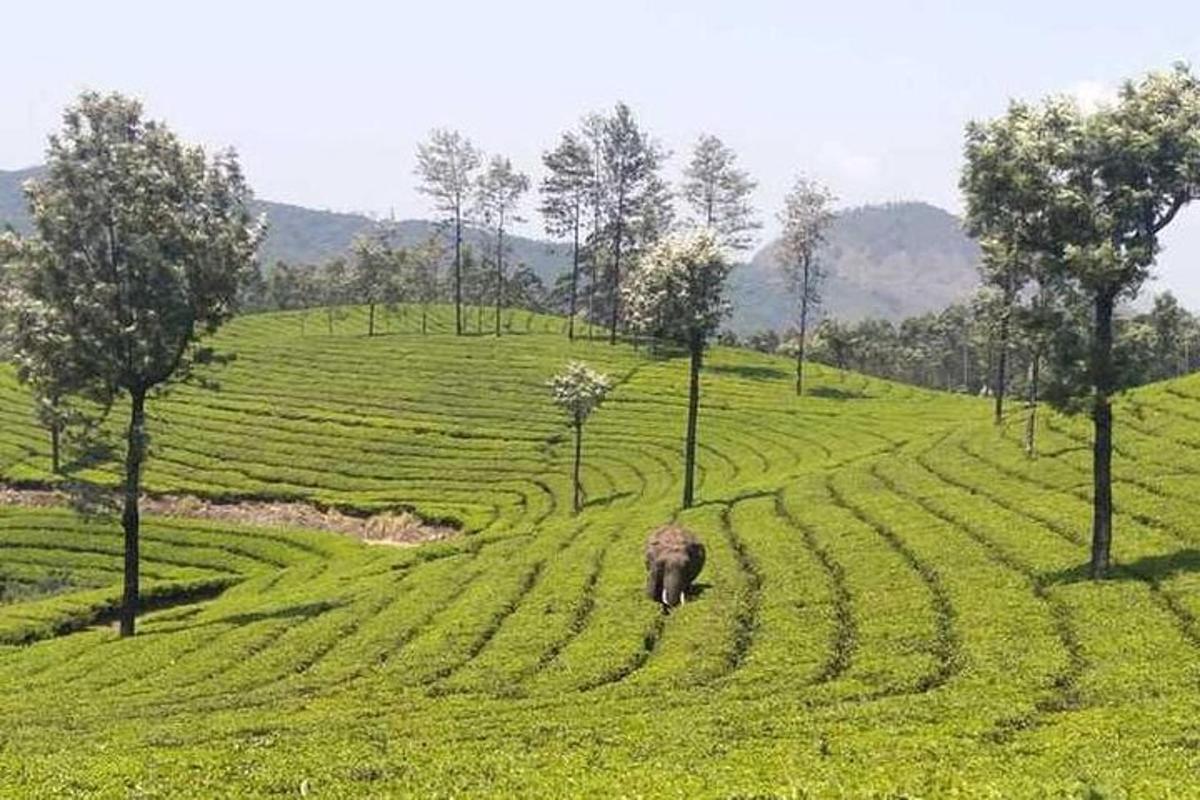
681;133;760;252
548;360;612;425
623;230;732;344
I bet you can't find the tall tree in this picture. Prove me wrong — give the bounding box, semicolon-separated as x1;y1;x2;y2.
415;129;480;336
548;361;612;513
681;134;761;252
962;102;1050;425
475;156;529;337
964;65;1200;578
597;103;672;344
624;231;731;508
541;132;594;340
778;177;836;395
5;92;261;636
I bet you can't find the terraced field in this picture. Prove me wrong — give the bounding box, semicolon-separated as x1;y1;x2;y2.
2;305;1200;797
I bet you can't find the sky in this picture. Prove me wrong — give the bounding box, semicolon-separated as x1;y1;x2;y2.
3;0;1200;304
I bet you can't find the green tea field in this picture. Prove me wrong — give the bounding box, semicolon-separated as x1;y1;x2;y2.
2;306;1200;797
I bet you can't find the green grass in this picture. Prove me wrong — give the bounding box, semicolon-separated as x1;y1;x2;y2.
2;304;1200;797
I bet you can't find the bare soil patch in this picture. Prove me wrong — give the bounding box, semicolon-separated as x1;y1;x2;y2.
0;486;459;547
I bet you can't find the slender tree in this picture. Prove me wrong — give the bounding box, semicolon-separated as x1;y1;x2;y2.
5;92;261;636
548;361;612;513
541;132;593;340
475;156;529;337
778;177;836;395
624;231;731;507
597;103;672;344
319;257;351;334
409;235;444;334
350;229;403;336
415;129;480;335
681;134;761;252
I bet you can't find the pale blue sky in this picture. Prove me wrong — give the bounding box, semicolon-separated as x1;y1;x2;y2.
3;1;1200;303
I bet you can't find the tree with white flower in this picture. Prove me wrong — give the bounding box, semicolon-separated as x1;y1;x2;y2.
5;92;262;636
623;231;731;507
548;361;613;513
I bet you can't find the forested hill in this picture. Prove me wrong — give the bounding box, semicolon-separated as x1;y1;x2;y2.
0;166;569;283
730;201;982;332
3;169;980;327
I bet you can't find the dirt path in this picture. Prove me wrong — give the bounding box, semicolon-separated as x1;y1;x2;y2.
0;486;459;547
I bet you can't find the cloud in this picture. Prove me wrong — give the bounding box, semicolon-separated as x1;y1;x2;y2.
1068;79;1117;111
819;141;881;183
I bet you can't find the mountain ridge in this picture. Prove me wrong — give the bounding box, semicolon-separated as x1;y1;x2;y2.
2;166;981;329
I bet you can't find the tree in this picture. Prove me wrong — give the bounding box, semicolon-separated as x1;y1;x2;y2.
681;134;761;252
475;156;529;337
541;132;594;340
415;129;480;336
962;101;1051;425
5;92;261;636
409;235;444;334
351;229;404;336
597;103;672;344
548;361;612;513
778;177;836;395
318;257;351;334
964;64;1200;578
624;231;731;507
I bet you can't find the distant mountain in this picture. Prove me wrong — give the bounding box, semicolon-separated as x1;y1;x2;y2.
4;168;979;327
0;166;570;284
729;202;981;333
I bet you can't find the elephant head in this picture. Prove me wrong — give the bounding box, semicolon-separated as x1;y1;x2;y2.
644;524;706;608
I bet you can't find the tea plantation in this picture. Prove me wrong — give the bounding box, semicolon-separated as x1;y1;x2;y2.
2;305;1200;797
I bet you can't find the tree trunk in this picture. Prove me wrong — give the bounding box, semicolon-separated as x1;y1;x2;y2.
796;294;809;396
1024;349;1040;458
327;307;334;335
609;200;625;345
682;331;703;508
495;223;503;338
993;309;1009;424
422;308;427;334
119;387;147;637
572;418;583;514
568;213;580;341
368;303;376;336
50;407;61;475
454;208;463;335
1090;291;1116;579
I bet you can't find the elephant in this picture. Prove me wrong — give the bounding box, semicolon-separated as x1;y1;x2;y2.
644;524;706;608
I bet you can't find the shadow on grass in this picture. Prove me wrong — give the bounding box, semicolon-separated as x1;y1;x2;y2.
708;364;789;381
806;386;869;400
1044;548;1200;585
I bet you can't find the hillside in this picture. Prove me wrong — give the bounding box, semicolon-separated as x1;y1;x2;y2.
0;307;1199;795
5;169;982;325
0;167;569;284
730;201;982;332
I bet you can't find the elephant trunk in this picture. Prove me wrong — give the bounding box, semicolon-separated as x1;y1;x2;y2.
661;567;685;607
645;561;664;602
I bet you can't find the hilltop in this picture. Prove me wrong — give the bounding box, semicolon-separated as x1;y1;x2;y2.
730;201;982;332
0;167;568;284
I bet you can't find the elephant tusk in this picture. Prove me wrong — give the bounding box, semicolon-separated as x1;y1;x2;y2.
661;587;669;606
680;591;686;605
